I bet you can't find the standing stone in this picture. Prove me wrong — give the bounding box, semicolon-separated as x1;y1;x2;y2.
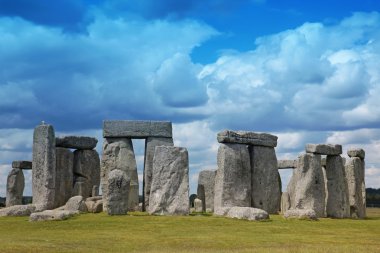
149;146;189;215
55;147;74;207
325;155;350;218
345;153;366;218
73;150;100;198
292;153;326;217
280;192;290;214
286;171;297;209
250;146;281;214
194;198;203;212
32;124;56;210
214;143;251;212
197;170;217;212
72;177;88;197
107;169;130;215
6;168;25;207
143;137;174;211
101;138;139;211
92;185;99;197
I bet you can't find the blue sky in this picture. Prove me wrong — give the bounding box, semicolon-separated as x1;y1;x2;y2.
1;0;380;196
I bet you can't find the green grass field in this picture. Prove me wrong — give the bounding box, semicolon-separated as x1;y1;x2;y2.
0;208;379;253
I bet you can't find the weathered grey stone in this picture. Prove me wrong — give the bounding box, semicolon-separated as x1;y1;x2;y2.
0;204;36;217
86;196;102;201
217;130;277;147
65;196;88;212
278;160;298;169
347;148;365;159
85;199;103;213
213;206;232;216
6;168;25;207
226;207;269;221
197;170;216;212
72;176;89;198
56;136;98;150
250;146;281;214
305;144;342;155
194;198;203;212
55;148;74;208
101;138;139;212
280;192;290;214
30;210;78;222
103;120;173;138
149;146;189;215
325;155;350;218
286;171;297;209
143;137;174;211
73;149;100;198
12;161;32;170
107;169;130;215
32;124;56;210
345;157;366;218
214;143;251;211
292;153;326;217
283;209;318;220
92;185;99;197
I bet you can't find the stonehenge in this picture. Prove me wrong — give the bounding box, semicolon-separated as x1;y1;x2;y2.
6;168;25;207
197;170;216;212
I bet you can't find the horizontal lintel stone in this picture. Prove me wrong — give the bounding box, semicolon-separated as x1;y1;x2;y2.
217;130;277;147
347;148;365;159
103;120;172;138
56;136;98;150
305;144;342;155
277;160;298;169
12;161;32;170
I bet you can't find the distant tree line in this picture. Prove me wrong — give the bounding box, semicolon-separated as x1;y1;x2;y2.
366;188;380;207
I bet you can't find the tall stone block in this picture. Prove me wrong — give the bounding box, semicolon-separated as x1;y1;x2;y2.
32;124;56;210
101;138;139;211
325;155;350;218
214;143;251;212
73;150;100;198
292;153;326;217
107;169;130;215
6;168;25;207
280;192;290;214
345;156;366;218
197;170;216;212
149;146;189;215
250;146;281;214
143;137;174;211
55;147;74;207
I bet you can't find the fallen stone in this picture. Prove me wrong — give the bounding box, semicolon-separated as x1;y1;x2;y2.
0;204;36;217
85;199;103;213
305;144;342;155
250;146;281;214
143;137;174;211
12;161;32;170
73;149;100;198
278;160;298;169
226;207;269;221
213;207;232;216
347;148;365;159
194;198;203;212
325;155;350;218
101;138;139;212
283;209;318;220
65;196;87;212
149;146;190;215
217;130;277;147
6;168;25;207
197;170;216;212
30;210;78;222
107;169;130;215
281;192;290;214
32;123;56;210
214;143;251;211
55;147;73;207
56;136;98;150
86;196;102;201
345;157;366;218
103;120;173;138
292;153;326;217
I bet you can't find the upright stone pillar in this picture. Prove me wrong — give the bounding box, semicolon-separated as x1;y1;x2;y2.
73;149;100;198
197;170;216;212
107;169;130;215
345;148;366;218
292;153;326;217
32;124;56;210
55;147;74;207
101;138;139;212
214;143;251;212
143;137;173;211
280;192;290;214
250;146;281;214
149;146;189;215
6;168;25;207
325;155;350;218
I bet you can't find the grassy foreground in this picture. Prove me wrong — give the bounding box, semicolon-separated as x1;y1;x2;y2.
0;209;379;253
